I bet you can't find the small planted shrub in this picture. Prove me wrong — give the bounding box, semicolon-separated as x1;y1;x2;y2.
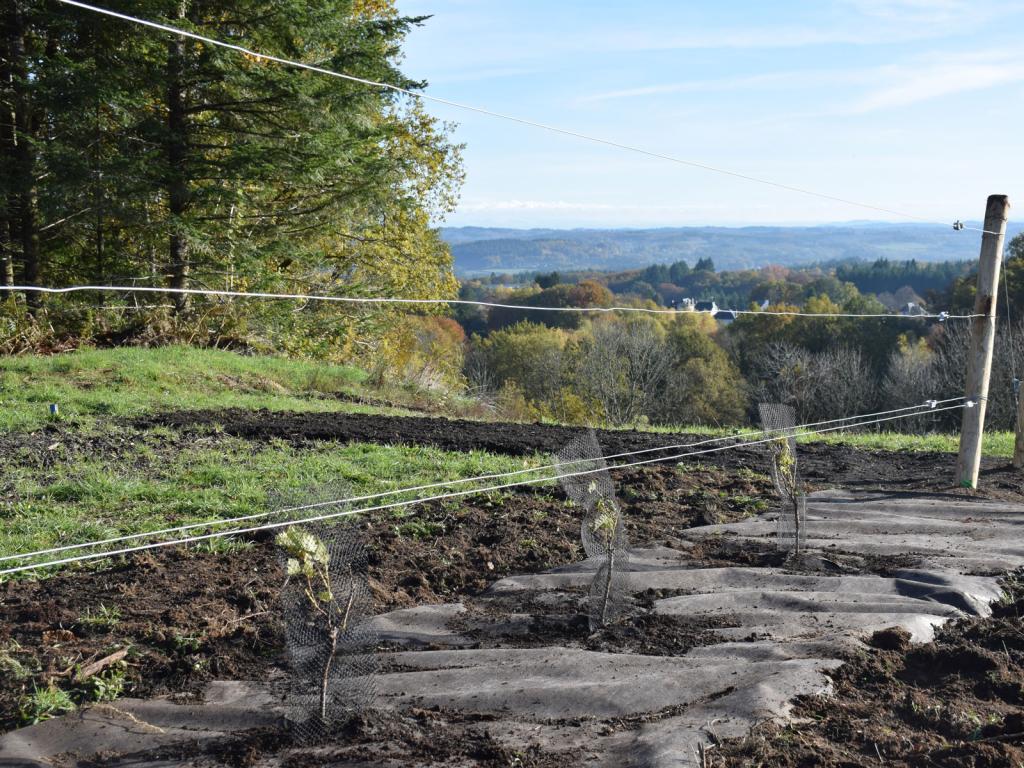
588;497;630;629
557;431;630;631
273;484;378;743
759;402;807;557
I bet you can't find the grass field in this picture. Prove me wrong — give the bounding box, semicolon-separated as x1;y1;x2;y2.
1;346;1013;567
807;428;1014;457
620;422;1013;457
0;345;467;432
3;434;553;563
0;347;545;565
3;347;1006;453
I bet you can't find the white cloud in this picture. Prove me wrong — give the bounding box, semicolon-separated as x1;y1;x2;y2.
845;51;1024;113
843;0;1024;26
845;0;973;23
578;70;852;105
459;200;616;212
578;49;1024;114
592;26;924;52
578;73;803;104
605;1;1024;52
458;200;770;215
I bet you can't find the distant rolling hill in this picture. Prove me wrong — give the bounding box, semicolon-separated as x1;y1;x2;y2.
443;224;1024;275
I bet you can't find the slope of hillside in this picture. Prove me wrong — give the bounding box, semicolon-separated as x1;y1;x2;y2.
445;223;1024;274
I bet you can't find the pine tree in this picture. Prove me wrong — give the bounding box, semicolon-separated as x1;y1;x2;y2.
2;0;464;355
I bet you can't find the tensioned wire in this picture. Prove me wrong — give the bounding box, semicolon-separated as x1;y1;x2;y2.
0;397;964;566
1000;242;1019;393
0;285;981;320
0;401;969;577
54;0;997;236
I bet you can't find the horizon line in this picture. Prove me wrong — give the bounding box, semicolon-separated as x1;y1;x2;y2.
442;220;1007;231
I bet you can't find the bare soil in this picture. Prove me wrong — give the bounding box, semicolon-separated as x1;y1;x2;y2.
3;409;1024;765
111;709;569;767
0;461;767;733
711;572;1024;768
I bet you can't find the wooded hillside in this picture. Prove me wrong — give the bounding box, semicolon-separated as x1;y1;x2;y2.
1;0;463;357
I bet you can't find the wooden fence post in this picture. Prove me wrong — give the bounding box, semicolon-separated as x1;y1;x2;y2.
1014;387;1024;468
956;195;1010;488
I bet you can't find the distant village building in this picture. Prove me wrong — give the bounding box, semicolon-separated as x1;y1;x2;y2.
900;302;927;316
682;299;734;323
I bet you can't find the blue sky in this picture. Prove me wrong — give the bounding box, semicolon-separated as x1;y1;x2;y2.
395;0;1024;228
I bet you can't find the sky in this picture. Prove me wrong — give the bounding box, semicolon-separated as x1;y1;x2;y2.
394;0;1024;229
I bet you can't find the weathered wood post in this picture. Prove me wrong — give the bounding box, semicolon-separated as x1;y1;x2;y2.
1014;387;1024;468
956;195;1010;488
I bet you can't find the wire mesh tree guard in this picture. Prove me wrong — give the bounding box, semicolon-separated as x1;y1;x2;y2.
556;431;630;630
758;403;807;557
271;485;379;743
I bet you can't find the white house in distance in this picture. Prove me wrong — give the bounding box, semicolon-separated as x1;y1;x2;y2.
676;298;735;323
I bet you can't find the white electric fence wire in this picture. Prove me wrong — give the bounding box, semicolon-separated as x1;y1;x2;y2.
0;285;981;321
0;401;968;577
1001;242;1019;385
0;397;962;566
54;0;996;236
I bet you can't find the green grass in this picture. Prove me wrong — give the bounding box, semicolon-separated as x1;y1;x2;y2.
77;604;122;630
615;420;1015;458
805;430;1014;457
2;346;1013;580
0;347;542;575
3;347;1005;455
17;686;76;725
2;436;554;566
0;345;424;432
0;643;30;682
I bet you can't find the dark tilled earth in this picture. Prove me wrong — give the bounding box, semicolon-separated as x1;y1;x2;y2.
130;407;1024;503
7;406;1024;502
3;409;1024;765
0;461;769;733
712;575;1024;768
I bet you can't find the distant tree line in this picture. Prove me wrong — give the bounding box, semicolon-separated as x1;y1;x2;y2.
832;258;972;297
463;256;976;322
465;313;747;427
460;235;1024;432
447;225;1007;274
525;257;974;313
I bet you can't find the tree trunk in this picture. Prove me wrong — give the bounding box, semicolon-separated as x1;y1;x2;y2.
600;550;615;626
165;2;190;313
94;206;104;303
0;10;13;290
0;219;12;288
7;4;40;308
92;100;104;304
17;178;39;306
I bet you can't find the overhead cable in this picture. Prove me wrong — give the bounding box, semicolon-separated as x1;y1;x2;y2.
0;285;980;321
53;0;996;235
